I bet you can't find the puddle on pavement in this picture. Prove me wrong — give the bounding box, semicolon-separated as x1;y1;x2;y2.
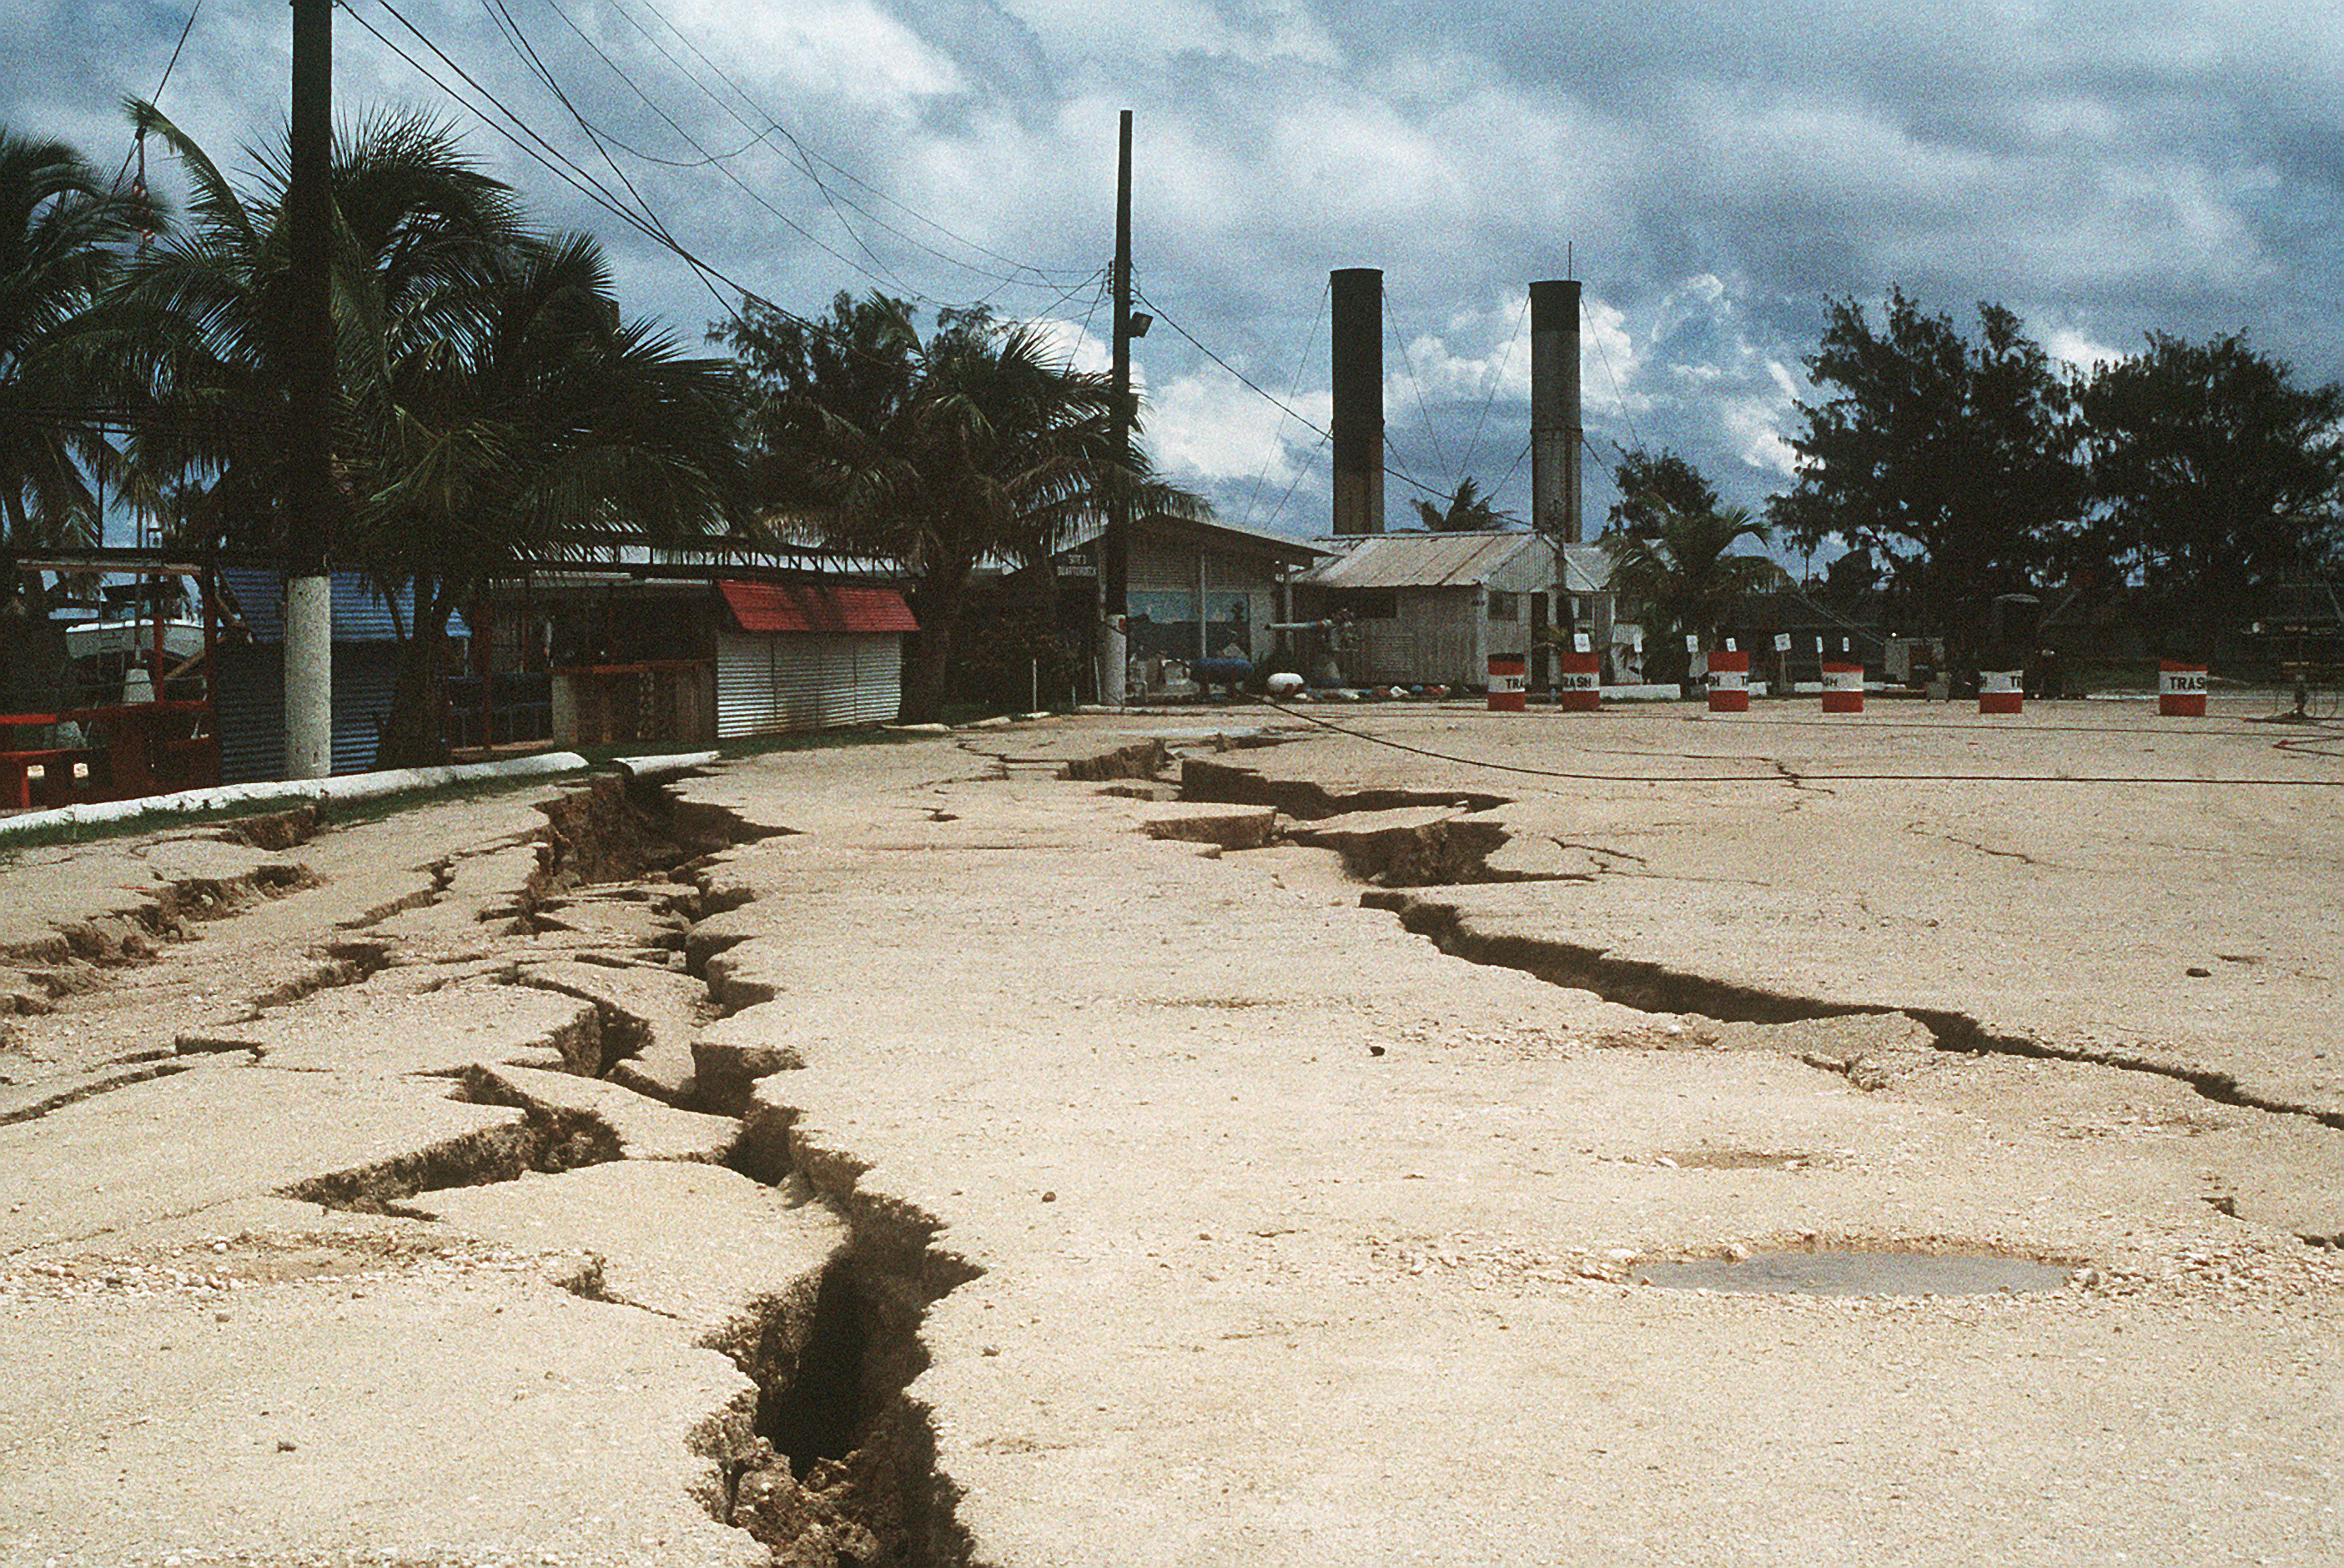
1633;1249;2074;1297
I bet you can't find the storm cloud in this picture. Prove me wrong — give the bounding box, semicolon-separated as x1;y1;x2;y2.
10;0;2341;540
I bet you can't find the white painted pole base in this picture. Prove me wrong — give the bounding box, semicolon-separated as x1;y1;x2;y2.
1101;616;1128;709
284;573;334;780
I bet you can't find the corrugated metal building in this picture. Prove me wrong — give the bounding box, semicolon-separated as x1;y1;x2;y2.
1292;533;1615;688
713;581;918;736
212;570;464;783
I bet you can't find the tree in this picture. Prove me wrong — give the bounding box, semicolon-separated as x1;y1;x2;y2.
0;128;158;560
2077;332;2344;639
104;106;742;766
1607;445;1718;539
1769;289;2083;633
1411;476;1517;532
718;291;1210;722
1602;501;1788;683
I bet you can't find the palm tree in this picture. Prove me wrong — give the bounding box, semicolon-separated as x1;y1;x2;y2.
1602;502;1788;680
1412;476;1517;532
0;128;157;560
103;104;742;765
360;234;743;761
722;292;1210;722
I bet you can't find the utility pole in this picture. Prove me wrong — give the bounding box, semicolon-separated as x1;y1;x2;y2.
284;0;335;778
1101;108;1134;707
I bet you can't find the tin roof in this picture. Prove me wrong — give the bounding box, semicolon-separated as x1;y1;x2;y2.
1059;515;1329;566
719;580;918;634
1295;532;1561;591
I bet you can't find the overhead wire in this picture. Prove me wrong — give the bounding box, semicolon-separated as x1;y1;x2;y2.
588;0;1090;296
355;0;745;315
1235;277;1329;532
470;0;910;298
114;0;204;193
1138;285;1448;510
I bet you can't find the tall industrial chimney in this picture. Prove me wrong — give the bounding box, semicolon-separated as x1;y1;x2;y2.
1529;279;1582;544
1330;268;1384;535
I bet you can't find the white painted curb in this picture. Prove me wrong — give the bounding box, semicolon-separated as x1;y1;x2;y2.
0;751;591;838
609;751;721;780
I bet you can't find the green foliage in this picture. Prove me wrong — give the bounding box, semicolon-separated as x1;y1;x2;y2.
103;105;742;765
948;608;1082;715
0;128;160;555
1411;476;1517;532
1769;289;2083;630
717;290;1210;722
2076;332;2344;634
1607;446;1718;539
1602;501;1788;672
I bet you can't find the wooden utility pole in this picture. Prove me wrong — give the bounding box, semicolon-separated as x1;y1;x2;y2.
1101;108;1134;706
283;0;334;777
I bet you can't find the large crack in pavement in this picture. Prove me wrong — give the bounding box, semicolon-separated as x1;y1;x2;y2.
1174;753;2344;1144
3;765;980;1566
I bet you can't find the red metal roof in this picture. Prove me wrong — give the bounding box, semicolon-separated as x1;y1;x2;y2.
719;581;918;635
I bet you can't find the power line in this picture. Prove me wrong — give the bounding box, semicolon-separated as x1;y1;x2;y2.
1137;285;1446;508
1235;277;1328;532
114;0;204;192
585;0;1090;296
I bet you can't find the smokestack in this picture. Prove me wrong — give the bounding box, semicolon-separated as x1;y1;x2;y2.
1530;279;1582;544
1330;268;1384;535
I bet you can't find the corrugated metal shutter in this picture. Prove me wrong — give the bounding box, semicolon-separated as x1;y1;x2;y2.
716;631;902;736
330;647;397;775
716;632;779;738
213;645;397;781
214;649;281;785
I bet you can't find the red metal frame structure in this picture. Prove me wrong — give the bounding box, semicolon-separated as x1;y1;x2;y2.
2;553;220;812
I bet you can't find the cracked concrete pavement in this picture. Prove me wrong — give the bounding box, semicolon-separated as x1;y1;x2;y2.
1;697;2340;1566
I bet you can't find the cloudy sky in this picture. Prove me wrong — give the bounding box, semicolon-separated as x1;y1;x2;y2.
13;0;2344;555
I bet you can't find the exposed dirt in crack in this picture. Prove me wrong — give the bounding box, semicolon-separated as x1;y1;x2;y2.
1179;756;1507;820
710;1155;983;1568
275;1105;625;1215
1366;888;2344;1132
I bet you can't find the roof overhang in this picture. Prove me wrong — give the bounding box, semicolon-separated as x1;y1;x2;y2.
719;580;918;635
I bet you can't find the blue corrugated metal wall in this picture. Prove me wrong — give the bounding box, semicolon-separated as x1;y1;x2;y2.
212;568;462;784
215;646;404;784
217;569;465;644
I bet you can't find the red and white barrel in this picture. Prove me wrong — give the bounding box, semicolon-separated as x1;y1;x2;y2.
1821;661;1864;714
1557;650;1601;712
1979;670;2024;715
2159;660;2208;717
1486;652;1526;712
1707;649;1751;713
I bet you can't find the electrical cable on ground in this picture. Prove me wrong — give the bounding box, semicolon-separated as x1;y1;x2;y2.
1244;698;2344;787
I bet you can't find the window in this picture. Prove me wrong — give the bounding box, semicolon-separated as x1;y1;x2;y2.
1344;591;1398;620
1486;591;1520;621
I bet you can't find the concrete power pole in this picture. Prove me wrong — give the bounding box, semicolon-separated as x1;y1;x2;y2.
1529;279;1582;545
1330;268;1384;535
284;0;335;777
